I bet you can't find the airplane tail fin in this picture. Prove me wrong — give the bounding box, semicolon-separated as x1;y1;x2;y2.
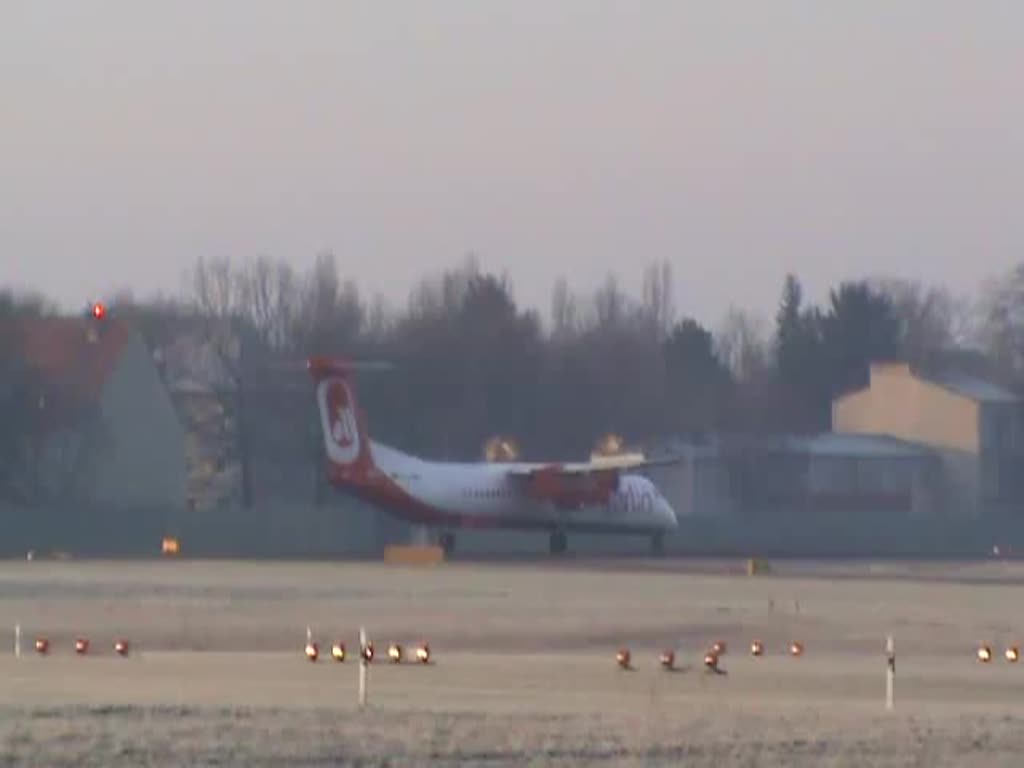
307;357;392;483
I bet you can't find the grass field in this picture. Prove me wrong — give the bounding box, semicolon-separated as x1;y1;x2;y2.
2;557;1024;766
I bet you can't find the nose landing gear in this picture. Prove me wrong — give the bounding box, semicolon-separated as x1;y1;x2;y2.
549;530;567;555
439;531;455;555
651;532;664;555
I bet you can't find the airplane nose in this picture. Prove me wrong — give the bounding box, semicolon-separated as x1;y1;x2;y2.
660;497;678;527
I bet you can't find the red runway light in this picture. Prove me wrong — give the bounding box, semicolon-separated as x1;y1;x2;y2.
616;648;631;669
114;639;130;656
91;302;106;320
34;637;49;655
75;638;89;655
659;649;675;669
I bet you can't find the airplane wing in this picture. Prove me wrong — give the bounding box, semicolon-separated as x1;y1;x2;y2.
506;454;682;507
507;454;681;477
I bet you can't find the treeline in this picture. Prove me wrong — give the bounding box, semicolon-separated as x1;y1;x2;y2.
4;254;1024;468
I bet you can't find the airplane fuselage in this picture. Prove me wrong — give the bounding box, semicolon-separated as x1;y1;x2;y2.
342;442;677;535
308;356;679;553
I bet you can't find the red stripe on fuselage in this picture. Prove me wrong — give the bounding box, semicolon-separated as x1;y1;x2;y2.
525;464;618;508
326;462;479;527
325;463;639;532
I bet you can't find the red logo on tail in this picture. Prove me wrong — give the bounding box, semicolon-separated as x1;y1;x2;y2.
327;381;358;448
319;379;361;466
328;382;356;447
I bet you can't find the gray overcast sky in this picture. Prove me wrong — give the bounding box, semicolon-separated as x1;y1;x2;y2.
2;1;1021;326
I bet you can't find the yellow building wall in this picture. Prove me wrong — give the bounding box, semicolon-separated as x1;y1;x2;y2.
833;363;980;454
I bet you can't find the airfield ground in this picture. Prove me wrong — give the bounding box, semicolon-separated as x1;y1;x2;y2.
2;557;1024;766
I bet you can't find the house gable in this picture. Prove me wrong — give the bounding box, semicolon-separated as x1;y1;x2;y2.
92;333;187;512
1;315;133;427
1;315;186;514
833;362;980;454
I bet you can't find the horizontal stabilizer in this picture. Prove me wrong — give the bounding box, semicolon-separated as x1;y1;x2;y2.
307;357;396;379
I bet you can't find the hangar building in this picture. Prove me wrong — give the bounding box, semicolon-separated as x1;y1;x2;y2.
833;362;1023;518
648;432;939;522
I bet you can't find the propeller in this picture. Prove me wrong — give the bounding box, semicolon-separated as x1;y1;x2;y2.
484;436;520;462
261;358;397;373
593;433;625;457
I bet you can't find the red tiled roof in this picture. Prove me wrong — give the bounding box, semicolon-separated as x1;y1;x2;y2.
1;315;133;416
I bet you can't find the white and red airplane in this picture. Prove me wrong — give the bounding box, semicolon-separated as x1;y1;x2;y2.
308;357;679;555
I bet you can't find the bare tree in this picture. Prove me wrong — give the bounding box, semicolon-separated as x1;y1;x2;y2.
186;255;237;318
180;256;255;507
0;289;57;319
592;274;631;330
362;293;394;345
549;277;578;340
407;254;479;325
283;252;365;355
641;260;675;339
236;256;299;350
870;277;970;362
715;307;770;382
976;263;1024;383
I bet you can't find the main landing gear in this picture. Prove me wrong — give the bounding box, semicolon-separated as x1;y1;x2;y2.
651;532;664;556
549;530;567;556
439;531;456;556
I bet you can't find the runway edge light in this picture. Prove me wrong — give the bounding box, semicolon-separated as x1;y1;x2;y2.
415;642;431;664
332;642;346;662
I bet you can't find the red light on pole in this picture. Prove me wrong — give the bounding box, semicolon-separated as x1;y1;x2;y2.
92;302;106;320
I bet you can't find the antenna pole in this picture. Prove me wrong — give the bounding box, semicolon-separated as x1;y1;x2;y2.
359;626;368;708
885;634;894;711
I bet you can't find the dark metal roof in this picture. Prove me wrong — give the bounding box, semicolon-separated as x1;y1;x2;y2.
924;370;1017;404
